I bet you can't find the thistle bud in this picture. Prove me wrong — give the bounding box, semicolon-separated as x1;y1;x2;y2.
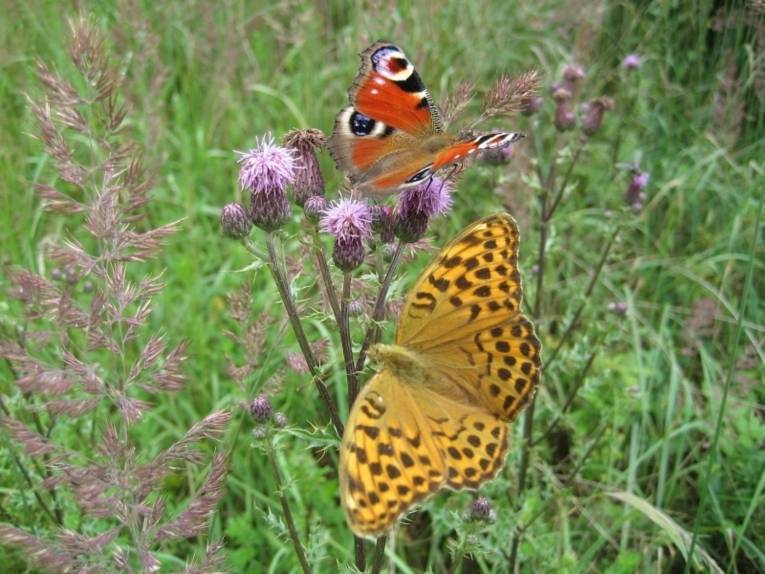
283;128;326;206
520;95;543;116
220;202;252;238
250;394;273;423
370;204;394;243
581;97;614;136
303;195;328;224
470;496;496;522
237;134;295;231
555;102;576;131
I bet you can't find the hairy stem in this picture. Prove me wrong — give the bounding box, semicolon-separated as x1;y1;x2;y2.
356;242;405;374
267;438;313;574
259;234;344;435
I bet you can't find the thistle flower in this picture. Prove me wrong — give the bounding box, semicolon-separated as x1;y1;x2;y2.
237;134;295;231
470;496;496;522
250;394;273;423
220;202;252;238
303;195;328;224
622;53;642;71
320;199;373;271
562;63;585;95
581;97;614;136
555;102;576;131
625;170;650;210
370;204;394;243
394;177;454;243
283;128;326;206
521;95;543;116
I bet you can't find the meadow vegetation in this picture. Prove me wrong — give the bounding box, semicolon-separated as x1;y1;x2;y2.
0;1;763;572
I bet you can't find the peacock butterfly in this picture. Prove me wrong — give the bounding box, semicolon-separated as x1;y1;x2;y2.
328;42;522;198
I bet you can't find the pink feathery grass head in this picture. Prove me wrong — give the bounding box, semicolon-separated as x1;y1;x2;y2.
319;198;373;241
237;133;296;196
397;177;454;218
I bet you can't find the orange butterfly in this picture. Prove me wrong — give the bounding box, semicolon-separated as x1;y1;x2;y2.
328;42;522;198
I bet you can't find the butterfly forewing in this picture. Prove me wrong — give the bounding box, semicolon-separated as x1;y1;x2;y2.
396;214;541;420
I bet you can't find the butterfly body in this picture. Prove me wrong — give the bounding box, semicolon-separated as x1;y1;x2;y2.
329;43;522;197
340;214;541;536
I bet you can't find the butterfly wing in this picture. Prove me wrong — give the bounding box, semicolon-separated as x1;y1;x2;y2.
328;42;443;197
340;368;509;537
431;132;524;171
396;213;541;421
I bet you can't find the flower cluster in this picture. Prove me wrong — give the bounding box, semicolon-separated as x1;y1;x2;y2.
320;199;373;271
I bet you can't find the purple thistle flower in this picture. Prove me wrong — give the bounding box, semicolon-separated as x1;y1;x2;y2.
320;199;373;241
521;95;544;116
470;496;496;522
563;63;585;83
625;170;650;206
250;394;273;423
397;177;454;218
220;202;252;239
237;134;296;196
622;53;642;71
393;177;454;244
237;134;295;231
320;199;373;271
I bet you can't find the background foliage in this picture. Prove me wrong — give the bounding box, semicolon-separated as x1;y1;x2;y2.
1;0;763;572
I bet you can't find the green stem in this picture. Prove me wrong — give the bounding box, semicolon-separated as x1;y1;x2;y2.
259;234;344;435
267;438;313;574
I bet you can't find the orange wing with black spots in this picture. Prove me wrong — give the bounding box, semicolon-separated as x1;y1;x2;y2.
339;213;541;537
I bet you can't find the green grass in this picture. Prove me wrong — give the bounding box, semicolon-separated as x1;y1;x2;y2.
1;0;764;572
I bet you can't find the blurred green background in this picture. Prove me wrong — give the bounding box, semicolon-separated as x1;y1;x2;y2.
1;0;763;572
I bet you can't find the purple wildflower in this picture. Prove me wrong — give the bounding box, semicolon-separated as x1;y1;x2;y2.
622;53;642;71
250;394;273;423
393;177;454;243
220;202;252;238
470;496;496;522
625;170;650;208
320;199;373;271
397;177;454;218
237;134;295;231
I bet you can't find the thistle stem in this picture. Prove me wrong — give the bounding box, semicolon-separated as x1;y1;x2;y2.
370;536;387;574
340;272;359;405
267;438;313;574
259;234;343;435
356;242;405;374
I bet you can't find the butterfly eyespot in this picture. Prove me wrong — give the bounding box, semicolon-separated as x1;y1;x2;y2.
350;111;376;136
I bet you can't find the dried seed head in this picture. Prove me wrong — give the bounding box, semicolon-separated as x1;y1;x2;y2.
283;128;326;205
220;202;252;238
